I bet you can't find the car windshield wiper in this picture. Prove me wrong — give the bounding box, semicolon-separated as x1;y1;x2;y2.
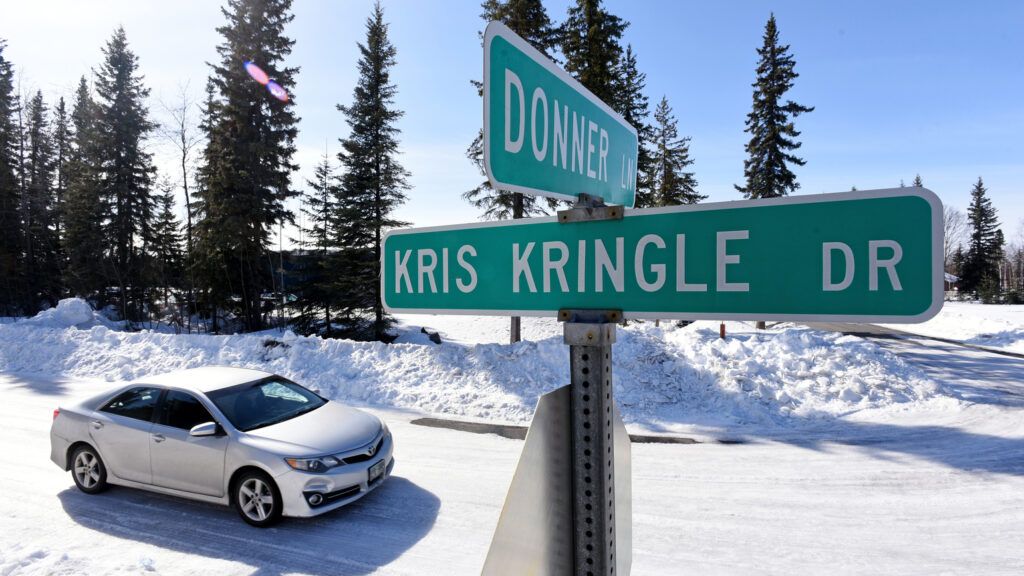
243;402;324;432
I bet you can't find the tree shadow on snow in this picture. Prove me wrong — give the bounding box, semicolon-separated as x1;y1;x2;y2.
1;372;76;396
58;475;439;576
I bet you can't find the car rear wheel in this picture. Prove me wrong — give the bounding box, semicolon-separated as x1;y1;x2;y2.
234;471;282;527
71;445;108;494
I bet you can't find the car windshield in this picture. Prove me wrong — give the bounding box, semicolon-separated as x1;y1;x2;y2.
207;378;326;432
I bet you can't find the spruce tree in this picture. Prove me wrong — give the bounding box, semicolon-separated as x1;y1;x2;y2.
651;96;703;207
912;174;923;188
950;245;965;278
561;0;627;108
613;45;656;207
292;151;340;336
0;39;24;314
63;77;107;300
464;0;557;221
147;178;184;315
94;27;157;325
464;0;559;344
22;90;61;308
196;0;299;332
335;1;409;341
961;177;1000;295
735;14;813;199
52;97;69;246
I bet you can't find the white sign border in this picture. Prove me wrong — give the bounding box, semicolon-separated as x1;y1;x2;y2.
482;21;639;208
381;187;945;324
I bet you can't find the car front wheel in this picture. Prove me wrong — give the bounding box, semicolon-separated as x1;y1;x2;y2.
71;445;108;494
234;470;282;527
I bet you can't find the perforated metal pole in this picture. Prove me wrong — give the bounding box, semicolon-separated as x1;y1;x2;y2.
565;321;616;576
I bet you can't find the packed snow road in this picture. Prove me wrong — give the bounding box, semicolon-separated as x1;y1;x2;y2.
3;360;1024;575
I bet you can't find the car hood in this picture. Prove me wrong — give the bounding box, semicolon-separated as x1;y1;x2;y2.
242;401;381;456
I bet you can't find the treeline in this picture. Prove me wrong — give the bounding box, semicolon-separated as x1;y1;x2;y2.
0;0;412;338
0;0;820;338
0;30;180;324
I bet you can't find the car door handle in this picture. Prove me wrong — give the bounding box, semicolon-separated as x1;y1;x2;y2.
90;421;103;430
152;433;165;443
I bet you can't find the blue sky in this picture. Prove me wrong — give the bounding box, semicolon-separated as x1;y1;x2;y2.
3;0;1022;245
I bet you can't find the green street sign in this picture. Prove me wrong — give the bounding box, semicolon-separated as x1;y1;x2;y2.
484;22;639;208
381;189;944;322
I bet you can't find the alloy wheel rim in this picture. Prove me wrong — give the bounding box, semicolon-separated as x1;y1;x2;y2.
240;478;274;522
74;452;99;488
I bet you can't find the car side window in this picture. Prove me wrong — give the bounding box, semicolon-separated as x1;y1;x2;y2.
101;387;161;422
159;390;215;431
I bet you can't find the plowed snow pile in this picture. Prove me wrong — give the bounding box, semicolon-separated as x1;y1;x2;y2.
0;299;956;431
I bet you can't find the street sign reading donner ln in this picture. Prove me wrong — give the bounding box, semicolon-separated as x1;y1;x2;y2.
484;21;639;207
382;188;944;323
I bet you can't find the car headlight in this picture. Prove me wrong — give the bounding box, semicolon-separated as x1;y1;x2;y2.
285;455;342;473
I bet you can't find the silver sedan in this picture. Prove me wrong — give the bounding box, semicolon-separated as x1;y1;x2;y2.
50;366;394;527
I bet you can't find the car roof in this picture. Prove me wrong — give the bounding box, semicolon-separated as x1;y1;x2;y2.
133;366;276;394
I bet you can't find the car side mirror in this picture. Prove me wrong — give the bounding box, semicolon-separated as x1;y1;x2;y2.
190;422;219;437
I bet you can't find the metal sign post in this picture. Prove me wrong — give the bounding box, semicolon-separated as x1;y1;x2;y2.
565;320;618;575
560;195;626;576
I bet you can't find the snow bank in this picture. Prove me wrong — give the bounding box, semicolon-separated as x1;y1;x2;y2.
20;298;115;330
0;313;952;431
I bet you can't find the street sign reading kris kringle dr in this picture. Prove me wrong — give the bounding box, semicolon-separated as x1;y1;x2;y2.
381;189;944;323
484;22;639;207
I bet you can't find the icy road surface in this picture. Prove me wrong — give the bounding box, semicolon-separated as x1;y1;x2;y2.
3;356;1024;576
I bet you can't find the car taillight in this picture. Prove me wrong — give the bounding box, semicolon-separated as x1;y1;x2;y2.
53;408;60;421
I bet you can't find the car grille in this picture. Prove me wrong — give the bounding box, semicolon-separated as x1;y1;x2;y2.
342;437;384;464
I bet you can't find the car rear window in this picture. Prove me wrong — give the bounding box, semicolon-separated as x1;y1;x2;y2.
100;387;161;422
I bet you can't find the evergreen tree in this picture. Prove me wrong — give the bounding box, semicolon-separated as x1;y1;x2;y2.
335;1;410;341
735;14;813;199
63;76;107;300
950;245;965;277
561;0;627;108
52;97;69;248
463;0;558;222
613;45;656;207
961;177;1001;295
912;174;923;188
291;151;340;336
0;39;24;314
650;96;703;206
147;178;184;313
94;27;157;325
22;90;61;309
195;0;299;332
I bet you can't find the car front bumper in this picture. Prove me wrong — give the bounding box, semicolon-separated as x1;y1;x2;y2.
275;434;395;518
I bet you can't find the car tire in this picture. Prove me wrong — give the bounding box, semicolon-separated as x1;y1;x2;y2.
71;445;108;494
233;470;282;528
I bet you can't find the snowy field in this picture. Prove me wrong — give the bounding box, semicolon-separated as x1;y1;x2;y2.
881;301;1024;354
2;300;1024;574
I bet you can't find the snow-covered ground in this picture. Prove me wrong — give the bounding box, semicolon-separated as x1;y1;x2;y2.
3;364;1024;575
881;301;1024;354
3;299;1024;574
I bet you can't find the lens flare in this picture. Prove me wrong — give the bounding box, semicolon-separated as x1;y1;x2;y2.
266;81;289;102
243;61;270;85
